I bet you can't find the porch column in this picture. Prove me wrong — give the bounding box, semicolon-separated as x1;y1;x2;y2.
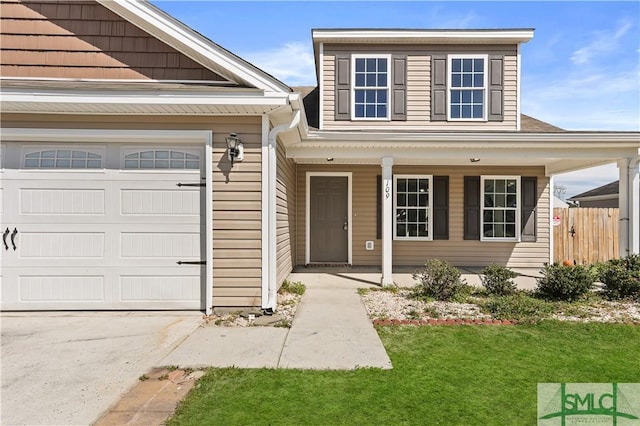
629;157;640;254
381;157;394;286
618;159;629;256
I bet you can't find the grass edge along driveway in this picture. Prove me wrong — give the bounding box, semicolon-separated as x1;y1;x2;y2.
168;322;640;426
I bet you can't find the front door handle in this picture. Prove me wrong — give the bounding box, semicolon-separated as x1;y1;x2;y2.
343;216;348;231
2;228;8;250
10;228;17;250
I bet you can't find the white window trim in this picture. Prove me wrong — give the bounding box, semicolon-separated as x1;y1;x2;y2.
351;53;392;121
447;54;488;122
480;175;521;242
393;174;433;241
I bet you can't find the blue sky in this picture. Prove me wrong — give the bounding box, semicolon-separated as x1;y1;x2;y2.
152;1;640;198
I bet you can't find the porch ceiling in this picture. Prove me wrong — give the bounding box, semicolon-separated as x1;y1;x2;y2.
287;132;640;175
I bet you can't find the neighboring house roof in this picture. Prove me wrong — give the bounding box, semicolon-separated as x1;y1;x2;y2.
569;181;619;202
553;195;569;208
520;114;565;132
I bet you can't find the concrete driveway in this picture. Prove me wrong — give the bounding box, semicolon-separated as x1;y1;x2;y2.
0;311;203;426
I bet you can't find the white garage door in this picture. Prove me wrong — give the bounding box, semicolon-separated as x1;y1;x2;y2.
1;143;205;310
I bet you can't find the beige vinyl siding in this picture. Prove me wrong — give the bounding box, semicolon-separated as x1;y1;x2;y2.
322;44;518;131
297;164;549;269
275;138;297;287
0;1;225;81
1;113;263;308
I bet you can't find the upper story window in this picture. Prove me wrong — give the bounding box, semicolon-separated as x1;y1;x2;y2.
352;55;390;120
448;55;487;120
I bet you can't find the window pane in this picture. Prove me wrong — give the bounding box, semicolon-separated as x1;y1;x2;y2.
451;90;461;103
25;152;39;159
408;209;418;222
397;224;407;237
462;91;471;103
408;194;417;207
484;194;494;208
125;153;138;159
397;179;407;192
186;161;199;169
56;159;70;168
366;58;376;71
155;160;169;168
451;105;461;118
397;194;406;206
408;224;418;236
140;151;154;159
505;224;516;238
378;74;387;86
355;74;365;86
484;180;495;192
496;180;506;193
396;209;407;222
507;180;517;193
41;150;55;158
378;59;387;72
377;105;387;117
124;160;137;168
57;150;71;158
378;90;387;103
366;74;376;86
366;105;375;117
462;105;472;118
495;194;506;207
24;159;39;168
483;224;493;237
355;58;365;72
474;58;484;71
407;179;417;192
419;194;429;207
355;104;364;117
474;74;483;87
41;159;54;167
418;209;427;222
87;160;101;168
156;151;169;159
71;159;85;168
507;195;517;208
463;58;473;72
494;210;504;222
452;74;461;87
483;210;493;223
140;159;153;168
452;59;461;72
462;74;472;87
473;90;484;103
494;225;504;238
366;90;376;103
505;210;516;222
473;105;483;118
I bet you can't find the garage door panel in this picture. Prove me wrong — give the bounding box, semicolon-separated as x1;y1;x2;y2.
20;188;105;216
120;188;199;217
120;272;201;303
19;274;105;302
19;232;105;259
120;232;199;258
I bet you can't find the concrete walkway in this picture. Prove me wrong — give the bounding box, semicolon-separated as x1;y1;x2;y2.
163;272;393;370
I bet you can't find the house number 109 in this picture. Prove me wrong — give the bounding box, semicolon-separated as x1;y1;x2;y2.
385;182;391;199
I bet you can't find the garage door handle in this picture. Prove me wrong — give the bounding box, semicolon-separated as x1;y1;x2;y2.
177;183;206;187
2;228;8;250
177;260;206;265
10;228;17;250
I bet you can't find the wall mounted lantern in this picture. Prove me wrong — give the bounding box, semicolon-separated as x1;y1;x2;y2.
225;132;244;165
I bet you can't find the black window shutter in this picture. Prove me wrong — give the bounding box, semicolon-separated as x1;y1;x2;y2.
521;176;537;242
376;175;382;239
431;55;447;121
391;55;407;121
487;55;504;122
464;176;481;240
433;176;449;240
335;55;351;120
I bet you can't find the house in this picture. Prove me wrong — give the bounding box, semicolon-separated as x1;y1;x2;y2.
1;0;638;313
569;181;619;208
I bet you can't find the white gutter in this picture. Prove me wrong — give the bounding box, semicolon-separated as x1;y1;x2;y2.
263;106;301;310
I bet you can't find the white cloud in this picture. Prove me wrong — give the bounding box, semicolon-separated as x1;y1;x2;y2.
570;20;632;65
242;42;316;86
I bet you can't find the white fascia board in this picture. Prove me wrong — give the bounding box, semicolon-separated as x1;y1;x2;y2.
571;194;618;202
312;29;534;44
304;130;640;145
0;88;290;107
98;0;290;93
0;128;213;143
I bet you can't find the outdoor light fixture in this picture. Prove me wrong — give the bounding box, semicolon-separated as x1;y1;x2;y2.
470;158;480;163
225;132;244;165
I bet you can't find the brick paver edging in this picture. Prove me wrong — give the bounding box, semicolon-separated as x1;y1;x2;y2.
373;318;518;326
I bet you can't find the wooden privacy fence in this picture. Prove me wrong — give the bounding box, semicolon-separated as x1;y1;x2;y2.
553;208;619;265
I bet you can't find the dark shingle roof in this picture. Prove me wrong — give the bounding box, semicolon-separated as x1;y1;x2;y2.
569;181;619;201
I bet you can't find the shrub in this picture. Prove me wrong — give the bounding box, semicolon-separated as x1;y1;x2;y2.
481;264;518;296
412;259;467;301
599;254;640;300
279;280;306;296
535;263;594;302
480;293;554;322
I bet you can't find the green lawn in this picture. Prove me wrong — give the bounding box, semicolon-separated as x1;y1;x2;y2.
168;322;640;426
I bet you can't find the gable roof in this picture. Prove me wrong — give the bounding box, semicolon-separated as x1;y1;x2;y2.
98;0;290;93
569;181;619;201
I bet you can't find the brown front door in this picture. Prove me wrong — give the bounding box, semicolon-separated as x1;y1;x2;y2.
310;176;348;263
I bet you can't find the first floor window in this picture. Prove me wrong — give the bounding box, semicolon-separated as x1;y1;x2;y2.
394;175;432;240
481;176;520;241
353;55;389;119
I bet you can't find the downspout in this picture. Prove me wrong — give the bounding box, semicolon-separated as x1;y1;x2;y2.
629;156;640;255
264;106;301;310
